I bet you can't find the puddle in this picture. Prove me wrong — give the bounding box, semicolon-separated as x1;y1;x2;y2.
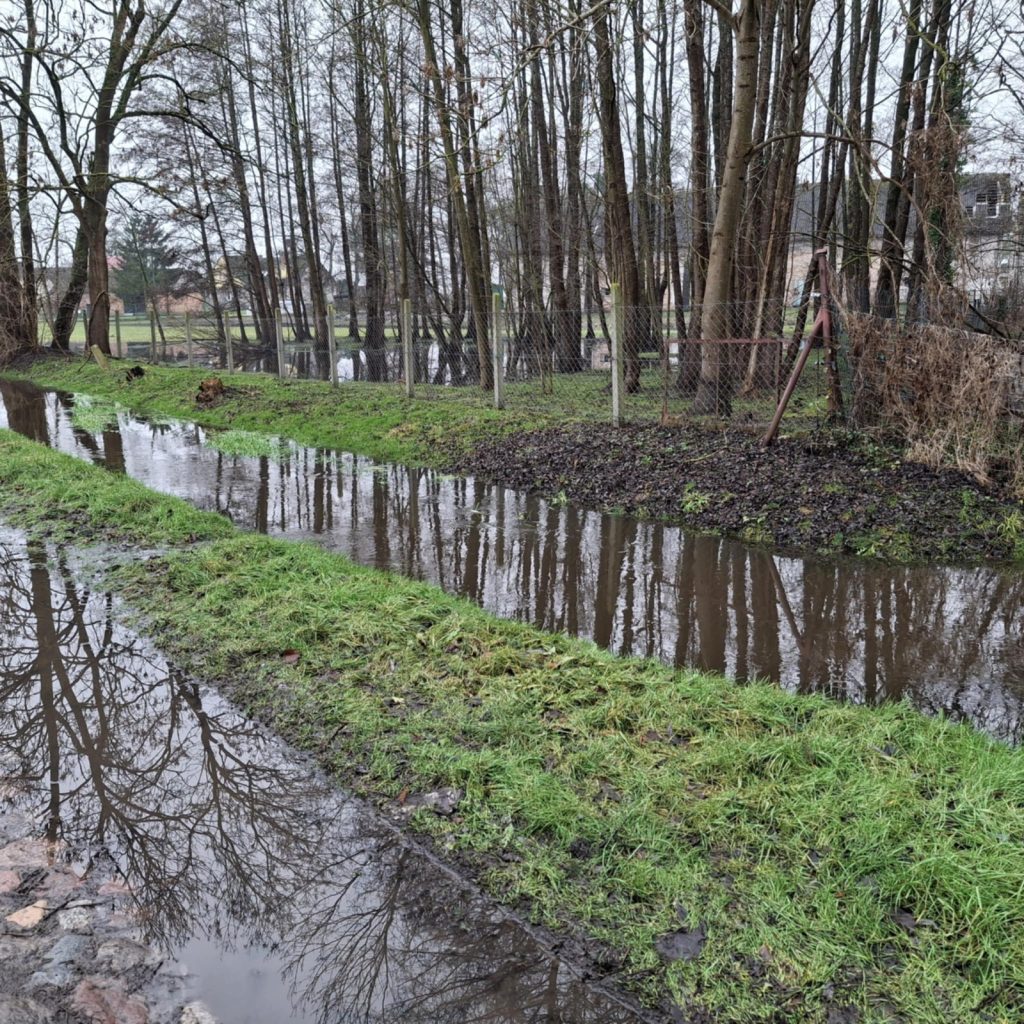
0;526;648;1023
2;378;1023;744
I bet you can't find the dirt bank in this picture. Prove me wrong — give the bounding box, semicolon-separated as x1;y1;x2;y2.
450;422;1024;563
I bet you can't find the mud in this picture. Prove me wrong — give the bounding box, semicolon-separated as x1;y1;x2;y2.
451;421;1024;563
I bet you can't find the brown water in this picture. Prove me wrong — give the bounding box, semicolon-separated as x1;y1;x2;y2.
0;525;649;1023
2;379;1023;743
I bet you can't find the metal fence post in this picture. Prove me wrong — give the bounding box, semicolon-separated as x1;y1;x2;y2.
149;307;157;364
327;303;339;387
610;282;624;427
401;298;414;398
224;314;235;373
492;291;505;410
185;311;194;369
114;310;122;359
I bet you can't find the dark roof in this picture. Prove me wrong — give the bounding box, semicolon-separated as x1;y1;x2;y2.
789;172;1016;244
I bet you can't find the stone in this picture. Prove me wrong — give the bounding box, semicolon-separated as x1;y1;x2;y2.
28;965;74;989
0;869;20;894
180;1003;218;1024
37;866;84;898
396;787;463;817
72;978;148;1024
0;936;28;962
655;923;707;962
57;905;94;933
95;937;149;973
45;932;91;967
6;899;48;929
0;994;53;1024
0;838;52;870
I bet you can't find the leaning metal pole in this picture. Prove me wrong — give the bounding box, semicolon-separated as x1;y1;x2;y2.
761;249;832;446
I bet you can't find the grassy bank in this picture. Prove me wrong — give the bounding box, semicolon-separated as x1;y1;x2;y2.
1;429;1022;1023
2;354;595;467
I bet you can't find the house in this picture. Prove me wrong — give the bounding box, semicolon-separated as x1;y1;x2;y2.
37;267;125;317
785;172;1022;304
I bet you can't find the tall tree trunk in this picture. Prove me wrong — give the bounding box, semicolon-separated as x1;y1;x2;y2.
694;0;761;416
16;0;37;349
353;0;387;381
677;0;711;390
0;118;27;361
872;0;923;318
593;7;645;393
417;0;492;389
221;63;272;345
843;0;880;313
279;0;328;365
52;226;88;351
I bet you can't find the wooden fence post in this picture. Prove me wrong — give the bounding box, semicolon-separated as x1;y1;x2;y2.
185;311;194;369
610;282;624;427
275;308;285;379
114;310;122;359
327;303;339;387
492;291;505;410
149;308;157;364
224;314;235;373
401;298;414;398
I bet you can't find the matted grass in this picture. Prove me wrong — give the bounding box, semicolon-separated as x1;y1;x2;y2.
1;429;1022;1023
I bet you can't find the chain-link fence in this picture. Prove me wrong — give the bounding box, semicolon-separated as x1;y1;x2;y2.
71;297;841;433
64;288;1024;492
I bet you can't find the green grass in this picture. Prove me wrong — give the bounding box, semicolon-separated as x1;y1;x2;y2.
1;430;1023;1022
4;357;582;467
4;354;824;471
0;431;234;545
203;428;286;460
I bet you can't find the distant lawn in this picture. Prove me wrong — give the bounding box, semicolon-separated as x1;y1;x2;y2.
64;315;406;348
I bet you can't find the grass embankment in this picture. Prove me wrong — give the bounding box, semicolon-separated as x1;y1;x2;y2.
1;429;1022;1023
3;355;595;467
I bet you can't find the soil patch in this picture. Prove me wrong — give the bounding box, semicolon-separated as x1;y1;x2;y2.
0;813;215;1024
449;422;1024;563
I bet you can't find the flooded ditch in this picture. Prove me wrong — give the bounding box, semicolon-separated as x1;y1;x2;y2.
1;378;1023;744
0;525;648;1023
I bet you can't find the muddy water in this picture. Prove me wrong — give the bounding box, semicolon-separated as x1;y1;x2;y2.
2;379;1023;744
0;525;647;1023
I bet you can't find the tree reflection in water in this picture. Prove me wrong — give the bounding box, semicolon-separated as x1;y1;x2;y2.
0;530;641;1024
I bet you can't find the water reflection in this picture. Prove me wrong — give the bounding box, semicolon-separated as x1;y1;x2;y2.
2;379;1023;743
0;528;643;1023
